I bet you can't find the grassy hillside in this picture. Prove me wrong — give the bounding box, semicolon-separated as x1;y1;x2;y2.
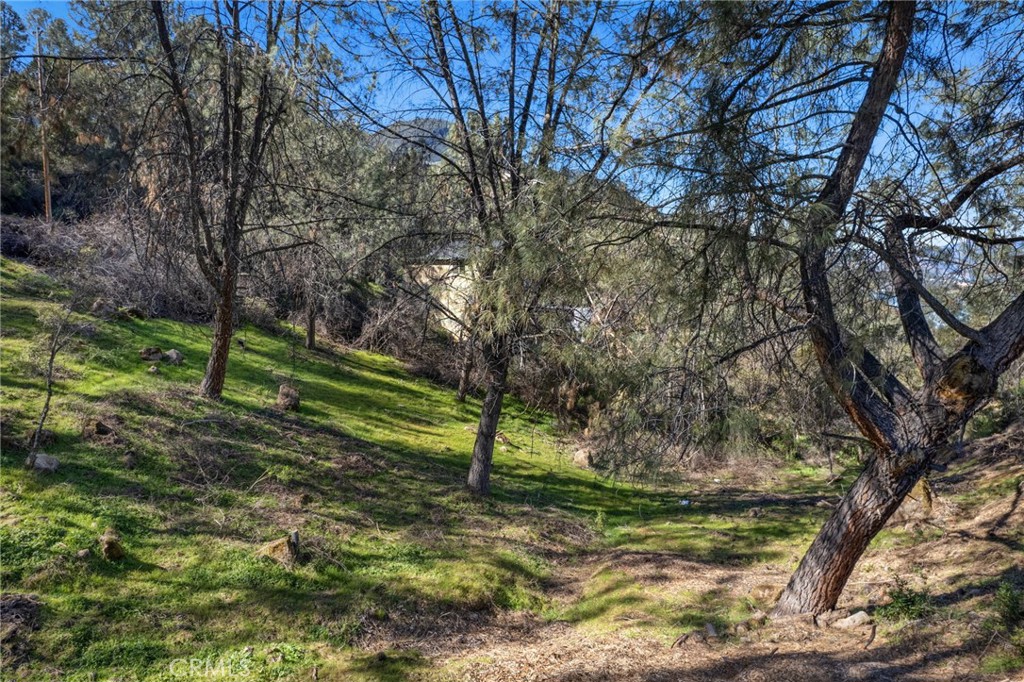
1;257;1021;681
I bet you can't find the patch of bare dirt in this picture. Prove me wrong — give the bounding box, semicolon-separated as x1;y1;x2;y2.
0;593;41;669
373;427;1023;681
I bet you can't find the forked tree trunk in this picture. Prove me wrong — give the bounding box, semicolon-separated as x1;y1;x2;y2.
772;342;1018;616
467;337;511;495
198;266;238;399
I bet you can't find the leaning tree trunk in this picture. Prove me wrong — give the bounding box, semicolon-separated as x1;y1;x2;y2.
198;264;238;399
772;443;934;615
773;343;1013;616
467;337;511;495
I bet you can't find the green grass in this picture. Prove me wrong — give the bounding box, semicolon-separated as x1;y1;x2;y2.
0;257;880;679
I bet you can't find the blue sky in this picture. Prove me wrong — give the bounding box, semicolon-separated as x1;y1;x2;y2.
10;0;73;23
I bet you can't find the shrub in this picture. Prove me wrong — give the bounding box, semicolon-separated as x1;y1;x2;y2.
876;576;931;622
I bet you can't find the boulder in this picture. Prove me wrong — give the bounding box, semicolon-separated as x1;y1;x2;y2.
832;610;872;629
163;349;184;365
28;453;59;473
76;548;92;560
276;384;300;411
257;531;299;567
139;347;163;362
573;448;592;468
99;528;125;561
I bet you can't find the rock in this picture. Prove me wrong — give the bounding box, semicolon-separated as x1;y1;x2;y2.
832;610;872;629
76;548;92;559
163;349;184;365
704;622;719;638
148;365;160;374
139;347;163;362
276;384;300;411
573;448;592;468
257;531;299;567
99;528;125;561
29;453;59;473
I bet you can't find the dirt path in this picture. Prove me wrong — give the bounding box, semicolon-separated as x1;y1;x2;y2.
430;506;1020;681
350;426;1023;681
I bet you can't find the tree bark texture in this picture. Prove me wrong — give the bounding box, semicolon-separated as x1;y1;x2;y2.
198;264;238;399
456;334;476;402
467;336;511;495
305;293;316;351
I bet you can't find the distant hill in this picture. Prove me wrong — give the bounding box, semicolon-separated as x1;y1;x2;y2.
374;117;452;164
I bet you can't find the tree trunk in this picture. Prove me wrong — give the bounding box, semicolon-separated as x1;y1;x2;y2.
198;266;238;399
773;339;1015;616
467;337;510;495
305;294;316;351
456;335;475;402
772;444;932;615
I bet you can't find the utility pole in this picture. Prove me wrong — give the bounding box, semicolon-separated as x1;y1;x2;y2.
35;26;52;224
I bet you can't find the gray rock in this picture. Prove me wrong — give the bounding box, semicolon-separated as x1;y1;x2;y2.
139;346;163;362
29;453;59;473
832;610;872;629
163;349;184;365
